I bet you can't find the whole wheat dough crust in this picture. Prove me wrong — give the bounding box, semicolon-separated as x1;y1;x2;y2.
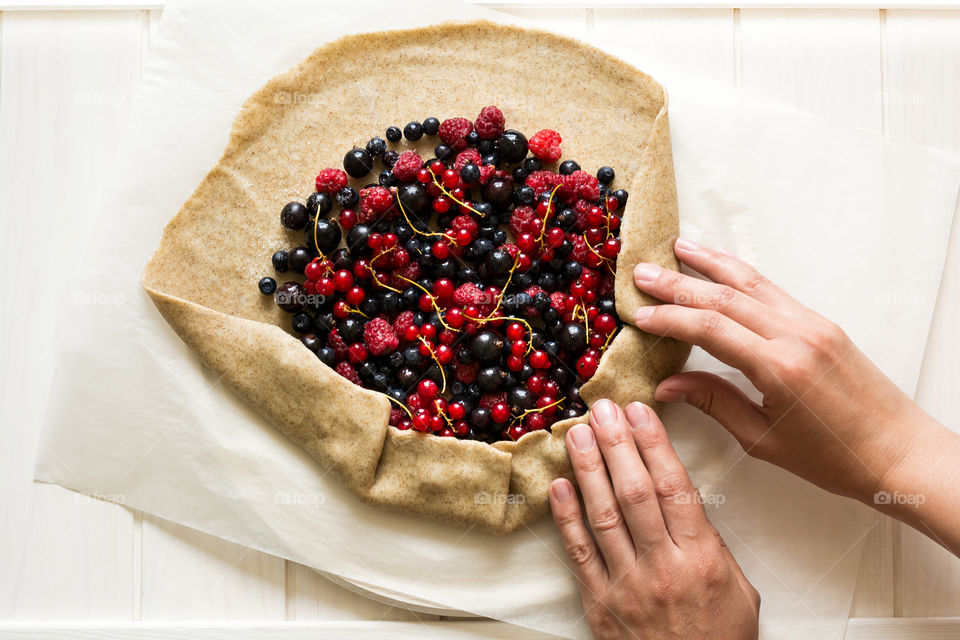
141;20;690;534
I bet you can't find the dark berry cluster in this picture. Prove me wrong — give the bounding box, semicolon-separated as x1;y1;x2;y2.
258;106;628;443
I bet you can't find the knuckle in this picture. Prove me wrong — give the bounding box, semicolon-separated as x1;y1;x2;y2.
654;471;691;501
565;539;598;569
664;270;686;292
598;424;632;449
695;553;728;587
589;504;625;534
555;507;585;530
576;453;607;476
699;311;724;338
740;270;770;294
615;479;654;508
712;285;738;311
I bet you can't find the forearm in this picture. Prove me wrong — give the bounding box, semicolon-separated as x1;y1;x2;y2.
868;414;960;556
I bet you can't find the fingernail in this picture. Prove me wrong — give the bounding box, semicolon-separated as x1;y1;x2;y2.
655;386;686;403
551;481;573;503
634;306;654;322
634;263;662;282
675;237;700;252
569;425;596;451
625;402;650;429
591;398;617;426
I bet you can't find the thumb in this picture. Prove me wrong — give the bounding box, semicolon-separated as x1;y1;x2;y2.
655;371;768;449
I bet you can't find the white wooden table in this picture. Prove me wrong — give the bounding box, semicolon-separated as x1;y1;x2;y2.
2;2;959;638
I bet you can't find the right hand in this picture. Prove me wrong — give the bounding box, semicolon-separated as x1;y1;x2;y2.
631;238;934;504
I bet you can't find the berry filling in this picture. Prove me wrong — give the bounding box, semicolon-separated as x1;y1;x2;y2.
259;106;628;443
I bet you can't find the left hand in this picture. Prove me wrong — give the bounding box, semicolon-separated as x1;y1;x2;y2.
549;399;760;640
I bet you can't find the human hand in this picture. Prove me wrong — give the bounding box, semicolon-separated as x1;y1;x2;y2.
549;399;760;640
631;238;934;503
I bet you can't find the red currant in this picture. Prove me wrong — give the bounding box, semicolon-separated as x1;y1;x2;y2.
524;413;546;431
333;270;353;292
418;379;438;399
339;209;357;229
529;350;550;369
491;402;510;423
433;278;455;300
448;402;466;421
348;343;368;364
345;286;365;305
577;354;599;379
412;409;431;431
601;238;621;258
507;424;526;441
506;322;525;341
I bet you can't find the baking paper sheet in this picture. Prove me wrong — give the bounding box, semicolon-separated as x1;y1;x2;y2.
34;1;960;638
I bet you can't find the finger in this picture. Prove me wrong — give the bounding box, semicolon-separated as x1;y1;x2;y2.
654;371;769;450
634;263;783;338
632;304;772;384
549;478;608;596
589;399;669;554
623;402;710;544
673;238;804;314
566;423;636;571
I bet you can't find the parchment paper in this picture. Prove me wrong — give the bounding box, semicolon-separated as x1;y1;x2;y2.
34;1;960;638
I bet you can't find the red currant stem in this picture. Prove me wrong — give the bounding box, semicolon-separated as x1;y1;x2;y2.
346;305;369;319
536;183;562;245
603;198;613;240
417;336;447;393
365;249;404;294
395;275;459;334
308;257;333;277
310;216;329;260
572;302;590;341
484;256;520;319
582;232;614;263
394;190;456;243
600;326;619;353
427;168;485;218
386;394;414;420
509;397;565;427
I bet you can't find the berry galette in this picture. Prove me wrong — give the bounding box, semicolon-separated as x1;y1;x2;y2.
142;21;689;534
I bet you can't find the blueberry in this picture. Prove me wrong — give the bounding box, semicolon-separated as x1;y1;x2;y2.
512;165;528;181
486;248;513;276
343;147;373;178
563;261;583;279
477;366;505;391
378;170;397;187
471;331;504;362
280;201;309;230
533;292;551;312
275;281;305;312
466;131;480;146
336;186;359;208
291;313;313;334
339;317;364;343
423;117;440;136
612;188;629;207
306;192;332;217
272;250;289;272
460;163;481;183
523;157;542;173
403;121;423;141
300;333;320;352
317;347;336;366
513;185;535;206
477;139;495;155
397;367;418;387
497;130;528;164
598;297;616;316
435;143;454;161
482;154;498;167
385;126;402;142
332;248;352;270
558;160;581;175
346;224;372;255
380;291;400;313
287;247;313;273
555;207;577;230
597;166;615;184
366;137;387;157
508;387;535;412
397;183;429;215
258;277;276;295
382;150;399;168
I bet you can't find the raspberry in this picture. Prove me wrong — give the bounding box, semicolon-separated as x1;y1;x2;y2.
391;151;423;182
452;282;487;306
550;291;567;311
478;164;496;185
392;310;416;339
363;317;399;356
453;148;482;174
569;234;591;263
509;205;536;237
450;214;478;237
389;407;405;426
557;173;578;202
525;170;560;195
599;274;616;296
474;106;505;140
572;170;601;201
358;186;394;221
455;360;479;384
326;329;349;360
335;361;361;385
479;392;508;411
525;285;545;299
390;261;421;289
528;129;562;163
502;243;520;259
438;117;473;151
315;168;348;194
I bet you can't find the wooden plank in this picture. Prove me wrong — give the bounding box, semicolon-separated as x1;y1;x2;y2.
139;515;286;620
592;8;736;83
884;9;960;617
0;9;145;620
739;9;883;130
